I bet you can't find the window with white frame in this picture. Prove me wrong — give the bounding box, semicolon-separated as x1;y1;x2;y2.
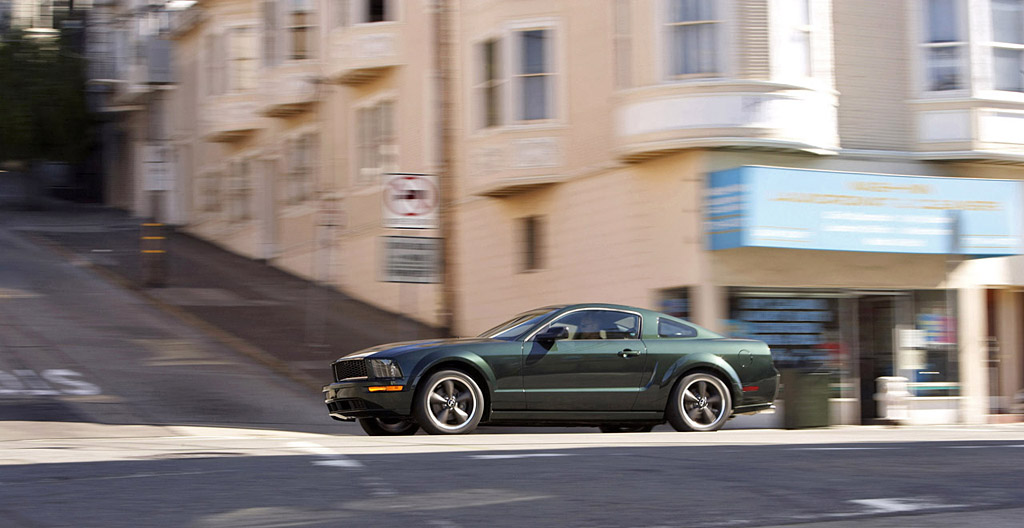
362;0;394;23
776;0;812;80
516;28;554;121
288;0;316;60
263;0;279;67
475;38;503;128
227;160;253;222
992;0;1024;91
199;172;222;213
205;33;227;96
520;216;544;272
230;27;258;92
922;0;964;91
286;134;317;204
334;0;351;28
666;0;720;77
613;0;633;89
357;100;396;184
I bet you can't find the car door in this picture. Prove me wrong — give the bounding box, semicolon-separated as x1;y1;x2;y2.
522;309;647;411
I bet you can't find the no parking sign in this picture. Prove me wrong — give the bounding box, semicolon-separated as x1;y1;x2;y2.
382;173;439;229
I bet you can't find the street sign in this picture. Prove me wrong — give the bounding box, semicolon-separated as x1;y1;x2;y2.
380;236;441;283
382;173;439;229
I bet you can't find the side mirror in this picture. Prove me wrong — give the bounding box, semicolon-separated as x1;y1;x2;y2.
536;326;569;342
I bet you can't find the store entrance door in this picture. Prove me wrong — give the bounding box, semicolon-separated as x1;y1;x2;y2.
857;295;906;423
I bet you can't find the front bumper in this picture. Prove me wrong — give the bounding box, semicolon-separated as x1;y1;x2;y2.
322;380;414;422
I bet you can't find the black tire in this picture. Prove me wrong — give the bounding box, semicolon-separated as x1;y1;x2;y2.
598;424;655;433
357;417;420;436
667;372;732;432
413;370;484;435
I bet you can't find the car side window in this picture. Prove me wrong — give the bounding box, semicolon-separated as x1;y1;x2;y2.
658;318;697;338
550;310;640;340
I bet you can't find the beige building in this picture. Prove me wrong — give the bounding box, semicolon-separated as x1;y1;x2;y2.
164;0;1024;425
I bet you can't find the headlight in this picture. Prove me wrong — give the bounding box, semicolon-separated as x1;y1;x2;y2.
368;359;403;379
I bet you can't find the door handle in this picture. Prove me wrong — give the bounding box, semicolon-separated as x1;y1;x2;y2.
618;349;641;358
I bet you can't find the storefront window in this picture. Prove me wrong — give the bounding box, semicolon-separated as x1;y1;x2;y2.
660;287;691;320
905;290;959;396
726;291;851;401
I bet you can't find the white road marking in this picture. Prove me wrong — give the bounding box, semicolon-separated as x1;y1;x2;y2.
849;497;966;514
793;496;967;521
0;369;100;396
312;459;363;468
288;441;364;469
470;453;574;460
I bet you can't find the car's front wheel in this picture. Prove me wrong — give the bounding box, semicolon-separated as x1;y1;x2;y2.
357;417;420;436
414;370;484;435
667;372;732;432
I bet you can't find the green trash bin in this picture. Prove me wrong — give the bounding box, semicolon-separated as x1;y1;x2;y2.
781;369;830;429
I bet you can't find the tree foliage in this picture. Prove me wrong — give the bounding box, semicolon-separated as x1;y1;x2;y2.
0;19;91;165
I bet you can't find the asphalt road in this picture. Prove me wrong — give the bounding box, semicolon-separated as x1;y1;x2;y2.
2;200;1024;527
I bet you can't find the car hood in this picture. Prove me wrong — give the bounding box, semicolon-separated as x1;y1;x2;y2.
337;337;500;361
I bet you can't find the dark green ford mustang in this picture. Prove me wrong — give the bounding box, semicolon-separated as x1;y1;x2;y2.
323;304;778;435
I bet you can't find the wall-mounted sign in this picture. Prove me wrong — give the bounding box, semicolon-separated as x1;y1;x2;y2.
380;236;441;284
383;173;439;229
707;166;1023;256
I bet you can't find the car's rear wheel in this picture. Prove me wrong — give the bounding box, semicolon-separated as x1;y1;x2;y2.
414;370;484;435
598;424;655;433
357;417;420;436
667;372;732;432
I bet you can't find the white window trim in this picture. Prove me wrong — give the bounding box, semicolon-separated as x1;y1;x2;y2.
196;170;223;218
658;0;734;82
473;34;506;130
282;0;318;63
224;20;260;93
351;92;399;187
282;125;320;206
769;0;814;85
506;19;563;126
466;20;567;136
913;0;972;97
984;0;1024;98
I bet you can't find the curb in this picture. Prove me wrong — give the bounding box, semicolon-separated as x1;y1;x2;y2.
22;231;325;394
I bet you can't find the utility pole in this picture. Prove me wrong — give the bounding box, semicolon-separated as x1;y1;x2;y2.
434;0;456;336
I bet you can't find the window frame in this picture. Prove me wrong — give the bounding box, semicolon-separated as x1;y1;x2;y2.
520;215;544;272
354;96;397;186
474;37;505;129
658;318;698;338
512;27;556;123
919;0;969;93
227;157;255;223
613;0;633;90
204;31;227;97
228;24;259;92
663;0;724;80
285;132;318;205
771;0;814;83
262;0;280;68
542;309;642;341
991;0;1024;92
286;0;316;61
198;170;223;215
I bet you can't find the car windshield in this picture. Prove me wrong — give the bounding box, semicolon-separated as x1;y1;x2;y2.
478;308;559;341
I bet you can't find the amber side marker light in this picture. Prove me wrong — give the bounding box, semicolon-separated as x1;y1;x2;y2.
368;386;405;392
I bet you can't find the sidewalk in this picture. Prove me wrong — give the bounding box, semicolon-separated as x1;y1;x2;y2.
0;198;440;392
